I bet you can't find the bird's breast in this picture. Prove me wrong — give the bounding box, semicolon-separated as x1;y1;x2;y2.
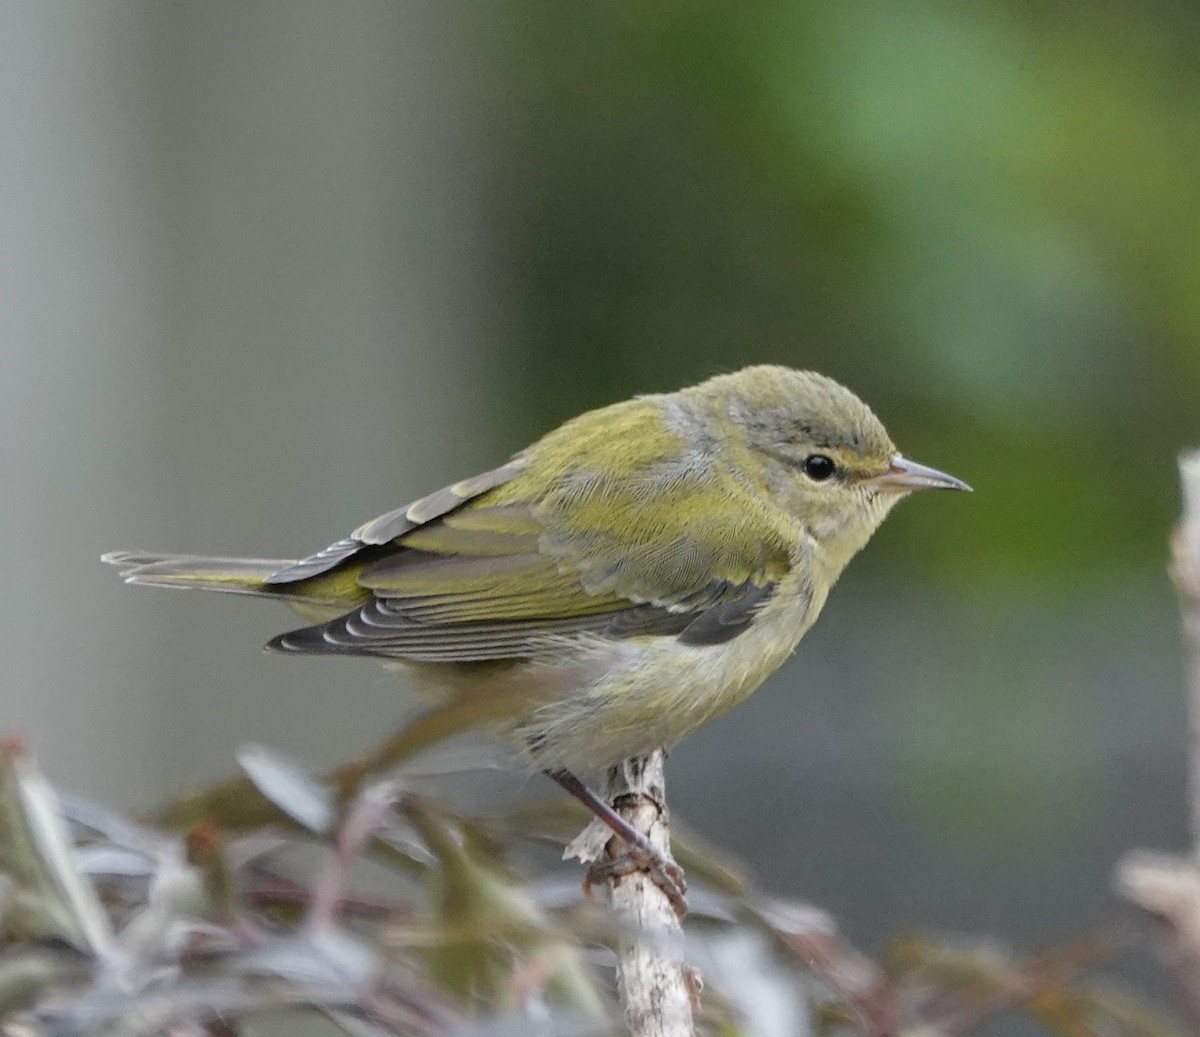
505;564;824;770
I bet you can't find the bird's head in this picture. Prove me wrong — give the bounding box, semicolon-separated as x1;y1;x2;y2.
692;365;970;563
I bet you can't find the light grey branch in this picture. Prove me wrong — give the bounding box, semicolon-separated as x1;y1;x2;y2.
1114;448;1200;1030
1176;449;1200;858
603;752;695;1037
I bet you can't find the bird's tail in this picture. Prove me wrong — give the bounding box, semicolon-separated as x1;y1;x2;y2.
102;551;295;598
103;551;364;625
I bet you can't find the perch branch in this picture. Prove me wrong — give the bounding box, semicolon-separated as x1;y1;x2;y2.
597;752;696;1037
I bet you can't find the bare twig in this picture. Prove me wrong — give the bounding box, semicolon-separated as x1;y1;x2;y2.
603;752;695;1037
1115;449;1200;1030
1175;450;1200;858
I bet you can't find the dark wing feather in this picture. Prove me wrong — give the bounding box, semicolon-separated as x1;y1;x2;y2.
674;581;776;644
268;577;776;661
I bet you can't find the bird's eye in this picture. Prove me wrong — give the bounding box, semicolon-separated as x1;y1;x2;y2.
802;454;836;482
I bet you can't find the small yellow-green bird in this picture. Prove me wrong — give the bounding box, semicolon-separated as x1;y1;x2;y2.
105;366;967;888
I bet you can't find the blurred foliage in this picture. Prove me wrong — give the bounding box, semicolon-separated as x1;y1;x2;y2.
0;737;1187;1037
485;0;1200;587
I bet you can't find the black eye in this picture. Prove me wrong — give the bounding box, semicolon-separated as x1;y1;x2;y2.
802;454;836;481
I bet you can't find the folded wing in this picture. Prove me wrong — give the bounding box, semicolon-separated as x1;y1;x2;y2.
269;450;797;662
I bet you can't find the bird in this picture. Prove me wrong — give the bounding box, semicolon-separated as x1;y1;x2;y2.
105;365;968;906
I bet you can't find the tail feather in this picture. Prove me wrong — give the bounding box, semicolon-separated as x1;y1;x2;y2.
102;551;295;598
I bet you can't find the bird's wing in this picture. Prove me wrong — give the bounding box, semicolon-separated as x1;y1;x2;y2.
263;461;525;584
268;451;799;662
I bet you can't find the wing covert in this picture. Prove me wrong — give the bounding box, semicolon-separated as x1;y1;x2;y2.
263;461;524;584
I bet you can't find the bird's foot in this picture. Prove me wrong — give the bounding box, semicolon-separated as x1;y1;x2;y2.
584;839;688;919
545;766;688;918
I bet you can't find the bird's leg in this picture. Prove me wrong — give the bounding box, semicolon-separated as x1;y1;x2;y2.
544;766;687;917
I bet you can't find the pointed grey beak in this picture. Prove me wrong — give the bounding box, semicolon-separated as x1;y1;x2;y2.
860;455;972;493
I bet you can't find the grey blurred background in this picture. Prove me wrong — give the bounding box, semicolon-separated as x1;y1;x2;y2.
4;1;1197;1024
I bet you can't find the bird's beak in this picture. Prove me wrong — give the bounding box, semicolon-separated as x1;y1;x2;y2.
858;455;972;494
